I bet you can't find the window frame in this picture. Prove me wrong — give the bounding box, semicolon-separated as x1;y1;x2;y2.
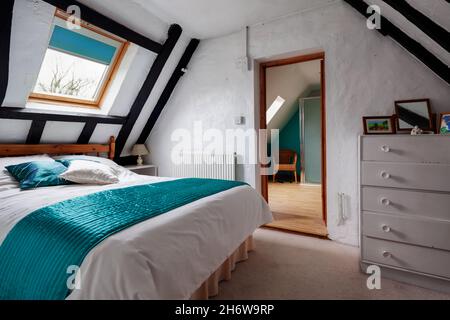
28;10;129;109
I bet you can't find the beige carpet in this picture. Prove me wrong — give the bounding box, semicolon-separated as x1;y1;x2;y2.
214;229;450;300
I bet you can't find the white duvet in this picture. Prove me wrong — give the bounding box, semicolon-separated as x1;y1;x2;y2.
0;173;272;300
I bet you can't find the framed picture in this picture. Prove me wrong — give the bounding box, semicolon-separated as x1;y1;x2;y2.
363;116;396;135
439;113;450;135
395;99;433;132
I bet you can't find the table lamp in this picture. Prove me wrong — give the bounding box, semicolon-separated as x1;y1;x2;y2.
131;144;149;166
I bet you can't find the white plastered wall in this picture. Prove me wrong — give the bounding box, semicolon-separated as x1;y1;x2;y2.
147;1;450;246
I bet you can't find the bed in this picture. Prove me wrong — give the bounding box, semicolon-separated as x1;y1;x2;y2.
0;137;272;300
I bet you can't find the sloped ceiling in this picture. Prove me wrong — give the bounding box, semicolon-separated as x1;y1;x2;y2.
407;0;450;30
77;0;169;43
266;60;321;133
133;0;449;84
1;0;193;158
366;0;450;66
131;0;337;39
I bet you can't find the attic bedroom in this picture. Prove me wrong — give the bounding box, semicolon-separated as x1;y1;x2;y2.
0;0;449;307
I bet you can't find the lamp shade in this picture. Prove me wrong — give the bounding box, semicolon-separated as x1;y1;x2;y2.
131;144;149;156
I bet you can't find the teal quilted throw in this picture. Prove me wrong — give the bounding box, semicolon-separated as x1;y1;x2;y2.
0;178;246;300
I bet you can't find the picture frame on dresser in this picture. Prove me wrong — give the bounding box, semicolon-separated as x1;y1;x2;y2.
362;116;396;135
439;113;450;135
395;99;433;132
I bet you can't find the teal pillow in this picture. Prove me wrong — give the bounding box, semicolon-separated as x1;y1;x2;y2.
55;159;73;168
6;161;72;190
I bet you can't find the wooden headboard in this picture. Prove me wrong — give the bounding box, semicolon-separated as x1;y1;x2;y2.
0;136;116;160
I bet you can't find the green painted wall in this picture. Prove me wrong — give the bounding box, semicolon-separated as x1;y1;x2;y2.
271;98;322;182
279;107;301;175
303;98;322;184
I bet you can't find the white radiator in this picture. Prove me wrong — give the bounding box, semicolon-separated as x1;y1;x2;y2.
171;152;236;180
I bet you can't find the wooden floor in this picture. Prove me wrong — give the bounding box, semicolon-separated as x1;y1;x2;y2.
266;182;328;237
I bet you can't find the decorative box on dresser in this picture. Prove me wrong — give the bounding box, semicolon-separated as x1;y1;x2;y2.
359;135;450;293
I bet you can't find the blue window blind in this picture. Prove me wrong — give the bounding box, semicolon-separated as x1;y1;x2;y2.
49;25;117;65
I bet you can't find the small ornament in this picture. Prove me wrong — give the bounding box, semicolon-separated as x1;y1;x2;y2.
411;126;423;135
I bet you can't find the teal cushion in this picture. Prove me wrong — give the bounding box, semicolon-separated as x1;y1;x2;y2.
55;159;73;168
6;161;72;190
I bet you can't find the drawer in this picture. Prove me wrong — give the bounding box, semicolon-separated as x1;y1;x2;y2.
361;162;450;192
362;187;450;221
362;237;450;279
361;136;450;163
362;212;450;251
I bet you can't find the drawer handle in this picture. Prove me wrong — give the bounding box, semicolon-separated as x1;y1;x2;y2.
381;224;391;233
380;197;391;206
380;145;390;153
380;171;391;179
382;251;392;258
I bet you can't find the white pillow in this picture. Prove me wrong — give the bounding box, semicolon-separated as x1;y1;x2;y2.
52;155;117;167
59;160;119;185
0;172;19;192
52;155;137;180
0;154;53;170
0;155;53;192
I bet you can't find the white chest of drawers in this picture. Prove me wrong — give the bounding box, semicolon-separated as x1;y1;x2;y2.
359;135;450;293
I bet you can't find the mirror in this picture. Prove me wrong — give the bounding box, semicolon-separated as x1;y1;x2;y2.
395;99;433;131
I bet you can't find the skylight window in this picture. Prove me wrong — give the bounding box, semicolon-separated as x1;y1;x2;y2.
29;11;128;108
266;96;286;124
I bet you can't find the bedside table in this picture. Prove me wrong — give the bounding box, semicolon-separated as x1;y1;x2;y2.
125;164;158;176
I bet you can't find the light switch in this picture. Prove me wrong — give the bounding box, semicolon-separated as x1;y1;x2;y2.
234;116;246;125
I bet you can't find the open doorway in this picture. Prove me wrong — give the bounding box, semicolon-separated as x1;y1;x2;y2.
260;52;327;237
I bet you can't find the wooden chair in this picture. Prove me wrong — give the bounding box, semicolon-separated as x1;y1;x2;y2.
273;149;298;183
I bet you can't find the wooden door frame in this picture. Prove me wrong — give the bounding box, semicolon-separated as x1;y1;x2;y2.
259;51;327;225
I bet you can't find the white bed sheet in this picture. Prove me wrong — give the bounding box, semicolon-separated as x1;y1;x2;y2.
0;174;272;300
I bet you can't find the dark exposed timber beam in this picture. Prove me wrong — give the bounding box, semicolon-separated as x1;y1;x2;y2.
344;0;450;85
77;120;97;144
382;0;450;52
138;39;200;144
0;107;126;124
0;0;14;106
42;0;162;53
26;120;46;144
115;24;182;158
